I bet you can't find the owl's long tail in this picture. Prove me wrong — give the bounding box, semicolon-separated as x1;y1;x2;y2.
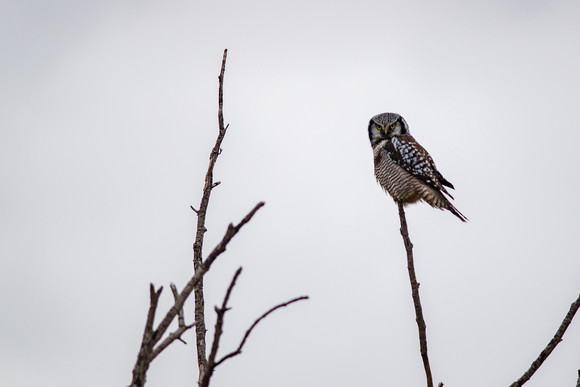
425;189;468;222
446;202;468;222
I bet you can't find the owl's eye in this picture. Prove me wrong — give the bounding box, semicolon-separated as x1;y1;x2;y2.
376;125;382;131
390;123;396;129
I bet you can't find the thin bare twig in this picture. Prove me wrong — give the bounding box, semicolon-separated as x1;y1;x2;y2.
509;293;580;387
199;268;243;387
576;369;580;387
214;295;309;367
398;202;433;387
192;48;229;381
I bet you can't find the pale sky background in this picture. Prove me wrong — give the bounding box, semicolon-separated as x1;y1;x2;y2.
1;1;580;386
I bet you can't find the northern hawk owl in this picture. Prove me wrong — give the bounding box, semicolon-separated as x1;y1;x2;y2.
369;112;467;222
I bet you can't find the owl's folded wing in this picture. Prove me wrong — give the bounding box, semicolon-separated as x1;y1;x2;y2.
384;135;455;199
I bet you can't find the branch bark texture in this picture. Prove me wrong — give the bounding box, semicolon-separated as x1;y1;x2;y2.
398;202;433;387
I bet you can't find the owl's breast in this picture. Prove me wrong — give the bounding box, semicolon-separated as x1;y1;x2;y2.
374;145;426;204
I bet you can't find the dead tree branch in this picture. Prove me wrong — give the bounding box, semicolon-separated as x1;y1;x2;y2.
192;48;229;380
509;293;580;387
128;201;264;387
398;202;433;387
130;49;307;387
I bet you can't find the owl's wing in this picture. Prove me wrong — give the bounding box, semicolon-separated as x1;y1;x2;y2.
385;135;455;198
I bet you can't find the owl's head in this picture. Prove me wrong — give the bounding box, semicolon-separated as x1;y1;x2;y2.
368;112;409;146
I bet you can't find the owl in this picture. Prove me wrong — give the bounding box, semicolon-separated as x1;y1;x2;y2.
369;112;467;222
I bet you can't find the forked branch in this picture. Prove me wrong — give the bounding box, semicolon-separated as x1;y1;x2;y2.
129;49;308;387
128;201;264;387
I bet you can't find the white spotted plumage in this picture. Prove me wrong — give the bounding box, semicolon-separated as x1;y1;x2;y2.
368;112;467;222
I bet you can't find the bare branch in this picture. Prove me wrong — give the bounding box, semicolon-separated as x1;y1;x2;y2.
576;370;580;387
199;268;243;387
214;295;309;367
509;293;580;387
398;202;433;387
192;48;229;380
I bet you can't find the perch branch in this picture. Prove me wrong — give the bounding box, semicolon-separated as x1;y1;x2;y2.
398;202;433;387
509;293;580;387
192;48;229;380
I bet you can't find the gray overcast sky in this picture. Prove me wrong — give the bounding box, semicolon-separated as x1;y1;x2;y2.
1;1;580;386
